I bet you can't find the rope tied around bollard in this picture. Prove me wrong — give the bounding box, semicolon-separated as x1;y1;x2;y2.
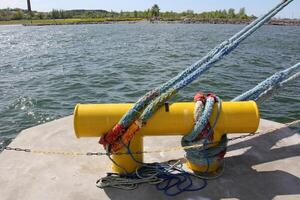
95;0;298;196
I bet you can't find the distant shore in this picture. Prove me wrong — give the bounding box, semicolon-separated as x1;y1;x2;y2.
159;18;300;26
1;18;300;26
0;18;142;26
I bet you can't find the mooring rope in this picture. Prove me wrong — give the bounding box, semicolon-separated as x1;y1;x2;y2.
181;93;228;174
96;0;296;196
256;70;300;104
181;62;300;178
99;0;295;153
233;62;300;102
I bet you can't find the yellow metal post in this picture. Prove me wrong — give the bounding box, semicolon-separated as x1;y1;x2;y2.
74;101;260;173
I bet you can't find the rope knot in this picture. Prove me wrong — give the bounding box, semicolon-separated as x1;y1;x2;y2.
182;92;227;173
194;92;206;103
99;124;125;148
207;93;218;102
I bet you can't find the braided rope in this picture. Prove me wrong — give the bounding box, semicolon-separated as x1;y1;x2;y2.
256;70;300;104
233;63;300;102
181;93;227;171
97;160;208;196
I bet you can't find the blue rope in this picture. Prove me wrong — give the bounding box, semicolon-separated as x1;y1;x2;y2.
181;62;300;177
180;62;300;179
233;62;300;102
183;96;218;142
181;94;227;171
119;141;207;196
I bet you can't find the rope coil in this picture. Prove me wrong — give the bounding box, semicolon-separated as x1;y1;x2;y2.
182;93;227;171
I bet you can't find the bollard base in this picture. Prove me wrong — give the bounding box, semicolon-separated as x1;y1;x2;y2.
111;135;143;174
186;160;220;173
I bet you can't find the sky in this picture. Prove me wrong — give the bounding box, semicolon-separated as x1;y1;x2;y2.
0;0;299;19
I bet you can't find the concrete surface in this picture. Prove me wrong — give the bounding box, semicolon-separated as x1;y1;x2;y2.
0;116;299;200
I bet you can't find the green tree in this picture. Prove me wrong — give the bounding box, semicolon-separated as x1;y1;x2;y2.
0;10;4;20
228;8;235;19
238;7;247;19
221;9;227;18
12;10;23;20
151;4;160;17
37;12;44;19
51;9;60;19
59;10;66;19
146;9;151;18
184;10;194;17
110;10;115;18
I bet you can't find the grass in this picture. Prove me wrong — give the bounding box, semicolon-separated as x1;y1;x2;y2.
0;18;144;26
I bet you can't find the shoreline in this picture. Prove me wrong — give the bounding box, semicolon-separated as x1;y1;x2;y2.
1;18;300;26
22;20;140;26
158;18;300;26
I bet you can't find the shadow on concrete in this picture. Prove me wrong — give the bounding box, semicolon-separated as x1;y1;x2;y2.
103;127;300;200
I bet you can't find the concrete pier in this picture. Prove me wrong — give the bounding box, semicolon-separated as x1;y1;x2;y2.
0;116;299;199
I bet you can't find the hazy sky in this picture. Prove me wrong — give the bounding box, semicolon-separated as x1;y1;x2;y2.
1;0;299;18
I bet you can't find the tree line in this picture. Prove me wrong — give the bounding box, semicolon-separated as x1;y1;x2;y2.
0;5;250;21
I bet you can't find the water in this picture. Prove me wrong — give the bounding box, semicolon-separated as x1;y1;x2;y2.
0;23;299;149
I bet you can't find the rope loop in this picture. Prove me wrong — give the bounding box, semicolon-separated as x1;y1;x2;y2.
182;92;227;173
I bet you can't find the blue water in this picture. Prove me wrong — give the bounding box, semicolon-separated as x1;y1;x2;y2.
0;23;299;149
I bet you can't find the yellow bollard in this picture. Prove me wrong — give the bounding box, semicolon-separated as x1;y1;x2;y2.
74;101;260;174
